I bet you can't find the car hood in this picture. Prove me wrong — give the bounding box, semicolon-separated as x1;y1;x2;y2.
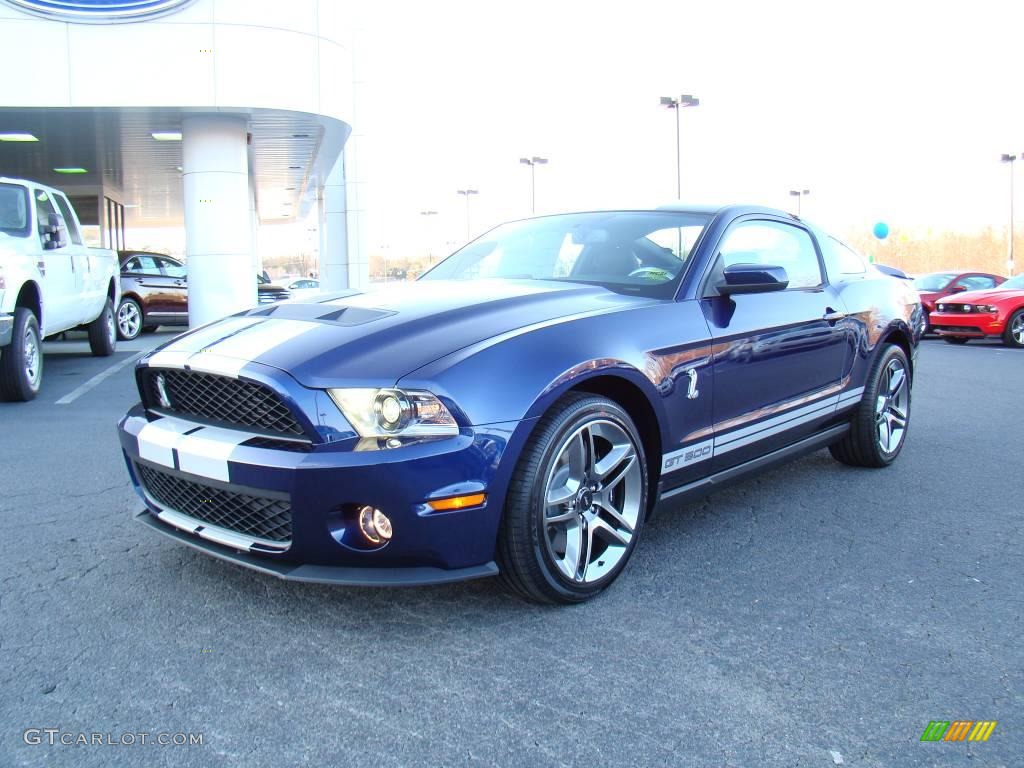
143;279;656;387
937;288;1024;305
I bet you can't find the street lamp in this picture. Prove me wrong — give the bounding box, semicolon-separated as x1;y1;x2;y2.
519;156;548;214
1001;154;1016;275
660;93;700;199
788;188;811;216
456;189;478;241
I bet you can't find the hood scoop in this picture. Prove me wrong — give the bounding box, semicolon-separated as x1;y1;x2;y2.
316;306;395;326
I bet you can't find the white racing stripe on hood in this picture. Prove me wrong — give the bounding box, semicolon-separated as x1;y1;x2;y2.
148;317;264;370
147;318;315;377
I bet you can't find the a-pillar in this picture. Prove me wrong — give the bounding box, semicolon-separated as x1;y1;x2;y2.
182;115;254;326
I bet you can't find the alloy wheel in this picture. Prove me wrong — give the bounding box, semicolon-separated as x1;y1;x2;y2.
1012;314;1024;345
118;301;140;339
875;358;909;453
542;419;643;584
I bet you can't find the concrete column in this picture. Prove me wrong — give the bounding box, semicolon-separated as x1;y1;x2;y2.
318;153;350;291
182;115;254;326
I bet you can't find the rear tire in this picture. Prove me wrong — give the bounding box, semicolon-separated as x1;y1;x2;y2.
497;393;648;604
830;344;911;468
0;307;42;402
942;336;969;345
1002;309;1024;348
88;299;117;357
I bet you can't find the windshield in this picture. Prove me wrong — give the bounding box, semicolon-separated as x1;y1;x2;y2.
421;211;711;298
1000;273;1024;290
913;272;955;291
0;183;31;237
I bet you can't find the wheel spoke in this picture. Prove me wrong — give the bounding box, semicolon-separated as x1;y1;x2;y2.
590;516;632;548
546;477;578;508
599;452;637;493
593;497;635;535
877;413;891;451
888;366;906;399
887;410;907;430
576;520;593;582
558;521;584;581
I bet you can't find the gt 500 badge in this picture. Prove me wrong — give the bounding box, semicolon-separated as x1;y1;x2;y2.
662;440;713;472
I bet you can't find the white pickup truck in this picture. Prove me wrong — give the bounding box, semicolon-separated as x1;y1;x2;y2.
0;178;120;401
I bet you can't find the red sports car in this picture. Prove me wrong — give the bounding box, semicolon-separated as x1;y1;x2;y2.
929;272;1024;347
913;271;1006;333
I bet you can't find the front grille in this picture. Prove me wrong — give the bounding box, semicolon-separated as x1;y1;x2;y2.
936;303;974;314
146;369;305;436
137;463;292;543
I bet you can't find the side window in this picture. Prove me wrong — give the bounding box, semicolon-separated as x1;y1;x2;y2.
35;190;65;250
124;255;159;274
712;220;823;291
956;275;996;291
157;258;187;278
820;236;867;281
54;194;83;245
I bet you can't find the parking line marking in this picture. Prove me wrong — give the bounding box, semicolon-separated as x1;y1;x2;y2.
56;352;146;405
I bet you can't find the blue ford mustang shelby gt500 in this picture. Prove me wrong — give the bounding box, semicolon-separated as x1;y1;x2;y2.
117;205;922;603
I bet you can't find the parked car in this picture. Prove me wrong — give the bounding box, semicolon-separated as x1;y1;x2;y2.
286;277;321;299
929;272;1024;347
117;205;922;603
913;271;1006;333
117;253;291;340
0;178;120;401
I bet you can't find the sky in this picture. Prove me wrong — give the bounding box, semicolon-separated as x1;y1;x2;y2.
335;0;1024;257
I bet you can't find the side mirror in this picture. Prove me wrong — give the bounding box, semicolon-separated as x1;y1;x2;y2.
950;284;967;293
717;263;789;295
40;212;67;250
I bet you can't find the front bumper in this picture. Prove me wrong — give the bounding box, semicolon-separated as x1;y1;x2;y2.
930;311;1002;337
0;313;12;347
119;402;531;585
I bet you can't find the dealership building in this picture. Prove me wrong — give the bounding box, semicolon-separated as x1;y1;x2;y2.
0;0;365;325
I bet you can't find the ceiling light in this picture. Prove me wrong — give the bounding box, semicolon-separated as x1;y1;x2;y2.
0;133;38;142
151;131;182;141
53;167;88;174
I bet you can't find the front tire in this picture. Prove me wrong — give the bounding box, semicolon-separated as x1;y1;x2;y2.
497;393;648;604
88;299;117;356
0;307;43;402
1002;309;1024;348
830;344;911;468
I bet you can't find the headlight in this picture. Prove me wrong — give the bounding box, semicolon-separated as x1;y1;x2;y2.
328;388;458;437
936;303;945;311
974;304;998;313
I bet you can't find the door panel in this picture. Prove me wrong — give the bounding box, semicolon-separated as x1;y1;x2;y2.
154;257;189;320
34;189;76;334
702;219;847;469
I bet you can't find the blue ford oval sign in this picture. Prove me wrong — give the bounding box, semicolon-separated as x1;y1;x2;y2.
2;0;197;23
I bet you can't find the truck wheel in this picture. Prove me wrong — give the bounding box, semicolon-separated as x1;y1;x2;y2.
116;297;143;340
0;307;43;402
88;299;117;357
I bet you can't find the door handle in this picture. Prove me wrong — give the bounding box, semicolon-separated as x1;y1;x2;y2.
823;308;846;323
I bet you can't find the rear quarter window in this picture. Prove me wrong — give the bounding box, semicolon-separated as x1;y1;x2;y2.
820;236;868;281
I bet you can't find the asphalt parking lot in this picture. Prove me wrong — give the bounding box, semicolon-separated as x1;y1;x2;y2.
1;335;1020;768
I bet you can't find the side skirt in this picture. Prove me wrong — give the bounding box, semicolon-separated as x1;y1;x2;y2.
651;423;850;517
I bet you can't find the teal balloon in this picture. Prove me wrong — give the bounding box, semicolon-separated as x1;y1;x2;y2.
873;222;889;240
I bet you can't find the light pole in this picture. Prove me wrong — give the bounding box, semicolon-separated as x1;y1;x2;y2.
1002;154;1016;275
788;188;810;216
660;93;699;198
420;210;438;266
456;189;478;241
519;156;548;214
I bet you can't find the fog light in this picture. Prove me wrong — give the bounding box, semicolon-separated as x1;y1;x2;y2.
357;505;392;544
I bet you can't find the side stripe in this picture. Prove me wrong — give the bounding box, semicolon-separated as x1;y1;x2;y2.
662;384;864;474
